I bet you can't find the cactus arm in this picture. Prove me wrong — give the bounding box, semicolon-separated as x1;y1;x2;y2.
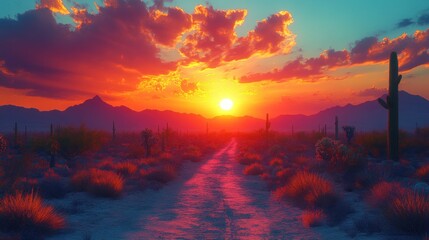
397;75;402;85
378;98;389;109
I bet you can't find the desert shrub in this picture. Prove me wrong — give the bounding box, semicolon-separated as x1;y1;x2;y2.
237;152;262;165
367;181;406;209
159;152;173;162
387;190;429;234
275;167;294;182
56;126;107;160
333;144;366;171
115;161;138;177
2;154;34;190
244;163;265;176
71;169;123;198
0;191;65;234
301;210;325;227
417;164;429;182
355;131;386;158
141;165;177;184
269;157;283;167
275;171;337;209
181;145;202;162
315;137;337;162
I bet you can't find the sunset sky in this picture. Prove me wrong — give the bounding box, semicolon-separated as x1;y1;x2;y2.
0;0;428;118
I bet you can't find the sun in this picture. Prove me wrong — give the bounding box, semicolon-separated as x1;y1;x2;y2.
219;98;233;111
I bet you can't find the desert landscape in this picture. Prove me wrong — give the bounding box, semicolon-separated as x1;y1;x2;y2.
1;0;429;239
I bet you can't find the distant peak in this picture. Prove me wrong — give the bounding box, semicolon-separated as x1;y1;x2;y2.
91;95;102;101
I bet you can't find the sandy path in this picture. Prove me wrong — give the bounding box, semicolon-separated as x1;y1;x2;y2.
49;139;350;239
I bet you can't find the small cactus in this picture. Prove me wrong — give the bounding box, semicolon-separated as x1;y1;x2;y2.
112;121;116;141
342;126;355;144
265;113;271;133
141;129;156;157
378;52;401;161
335;116;339;140
0;134;7;154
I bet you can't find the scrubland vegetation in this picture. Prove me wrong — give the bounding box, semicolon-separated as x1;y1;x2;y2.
236;128;429;238
0;126;229;238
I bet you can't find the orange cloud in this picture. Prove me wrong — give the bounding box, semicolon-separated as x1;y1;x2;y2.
180;6;295;68
241;28;429;83
36;0;70;15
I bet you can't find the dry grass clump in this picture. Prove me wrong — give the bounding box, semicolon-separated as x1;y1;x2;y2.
181;145;203;162
115;161;138;177
367;181;406;208
387;190;429;234
71;169;123;198
140;165;177;184
301;210;326;227
237;152;262;165
244;163;265;176
0;191;65;235
275;171;337;209
416;164;429;182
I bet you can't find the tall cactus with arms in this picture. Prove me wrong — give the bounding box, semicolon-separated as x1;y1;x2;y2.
378;52;401;161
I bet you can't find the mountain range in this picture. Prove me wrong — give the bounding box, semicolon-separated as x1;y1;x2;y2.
0;91;428;133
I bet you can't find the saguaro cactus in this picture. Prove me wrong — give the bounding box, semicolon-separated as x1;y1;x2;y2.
112;121;116;141
335;116;339;140
265;113;271;133
378;52;401;161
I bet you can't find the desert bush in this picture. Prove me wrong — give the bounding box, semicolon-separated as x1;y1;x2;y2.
333;144;366;171
0;191;65;234
301;210;325;227
244;163;265;176
71;169;123;198
181;145;202;162
237;152;262;165
315;137;337;162
367;181;406;209
417;164;429;182
115;161;138;177
387;190;429;234
56;125;107;160
269;157;283;167
275;171;337;209
140;165;177;184
275;167;294;182
355;131;386;158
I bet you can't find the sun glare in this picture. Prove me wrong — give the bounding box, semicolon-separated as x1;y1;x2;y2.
219;98;233;111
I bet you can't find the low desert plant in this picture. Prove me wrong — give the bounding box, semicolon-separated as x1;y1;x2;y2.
181;145;203;162
237;152;262;165
71;169;123;198
301;210;325;227
416;164;429;182
141;165;177;184
387;190;429;234
275;171;337;209
367;181;406;209
0;191;65;234
269;157;283;167
244;163;265;176
315;137;337;162
115;161;138;177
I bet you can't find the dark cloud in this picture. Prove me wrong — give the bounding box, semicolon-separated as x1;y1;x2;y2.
396;18;414;28
418;13;429;26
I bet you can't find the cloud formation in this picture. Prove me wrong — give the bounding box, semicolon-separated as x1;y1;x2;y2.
0;0;191;99
241;29;429;83
396;18;414;28
180;6;295;67
36;0;70;15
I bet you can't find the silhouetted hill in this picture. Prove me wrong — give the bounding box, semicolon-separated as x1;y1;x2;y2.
0;91;428;133
272;91;429;132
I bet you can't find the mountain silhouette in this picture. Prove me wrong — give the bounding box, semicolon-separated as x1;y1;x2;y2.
0;91;428;133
